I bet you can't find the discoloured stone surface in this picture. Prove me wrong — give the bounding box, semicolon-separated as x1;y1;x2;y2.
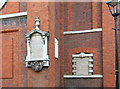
30;33;43;59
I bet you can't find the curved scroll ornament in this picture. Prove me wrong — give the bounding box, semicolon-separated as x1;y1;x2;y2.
25;17;49;72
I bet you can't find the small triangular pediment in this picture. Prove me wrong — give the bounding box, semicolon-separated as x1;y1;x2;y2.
25;29;49;38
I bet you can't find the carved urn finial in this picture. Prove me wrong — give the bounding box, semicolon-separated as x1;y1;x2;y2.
35;17;40;30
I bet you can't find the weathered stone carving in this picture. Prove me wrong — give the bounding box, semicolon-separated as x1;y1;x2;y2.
25;17;49;72
31;61;43;72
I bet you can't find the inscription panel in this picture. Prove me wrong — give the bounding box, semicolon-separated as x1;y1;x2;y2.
30;33;43;59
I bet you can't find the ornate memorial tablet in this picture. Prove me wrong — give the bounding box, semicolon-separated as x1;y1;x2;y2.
25;17;49;72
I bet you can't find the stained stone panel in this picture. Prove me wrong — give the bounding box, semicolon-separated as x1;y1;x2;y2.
72;56;93;75
30;33;43;59
75;57;89;75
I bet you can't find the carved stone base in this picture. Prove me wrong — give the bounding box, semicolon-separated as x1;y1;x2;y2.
26;60;49;72
31;61;43;72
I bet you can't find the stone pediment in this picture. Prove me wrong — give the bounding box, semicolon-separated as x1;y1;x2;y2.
25;29;49;38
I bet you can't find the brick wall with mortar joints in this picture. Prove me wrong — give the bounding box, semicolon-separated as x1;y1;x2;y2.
64;78;103;87
27;2;49;87
64;32;102;75
1;16;27;87
0;1;27;15
63;2;102;31
102;2;116;87
55;2;61;87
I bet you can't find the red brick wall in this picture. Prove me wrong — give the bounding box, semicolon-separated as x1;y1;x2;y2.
27;2;60;87
64;78;103;87
2;16;27;30
67;2;72;31
63;2;93;31
27;2;49;87
63;2;102;31
1;29;21;87
63;2;103;87
1;2;63;87
63;3;103;75
0;1;27;15
92;2;102;29
48;2;56;87
55;2;61;87
72;2;92;31
19;2;27;12
0;1;19;15
1;1;119;88
63;2;68;31
1;37;13;79
102;2;116;87
97;2;102;28
1;16;27;87
64;32;103;75
60;2;64;87
27;2;49;32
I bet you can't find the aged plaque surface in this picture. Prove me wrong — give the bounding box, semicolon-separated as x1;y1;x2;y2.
30;33;43;59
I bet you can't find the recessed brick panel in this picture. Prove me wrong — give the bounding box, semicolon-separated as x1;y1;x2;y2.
1;16;27;87
64;32;102;75
2;38;13;79
64;78;102;87
72;2;92;31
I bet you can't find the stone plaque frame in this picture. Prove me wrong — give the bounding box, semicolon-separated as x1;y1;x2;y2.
72;52;93;75
25;17;49;72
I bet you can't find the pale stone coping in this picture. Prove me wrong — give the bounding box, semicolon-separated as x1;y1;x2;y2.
72;53;93;58
64;75;103;78
63;28;102;35
0;12;27;19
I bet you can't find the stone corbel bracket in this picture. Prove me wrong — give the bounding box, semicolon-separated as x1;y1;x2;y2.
25;17;49;72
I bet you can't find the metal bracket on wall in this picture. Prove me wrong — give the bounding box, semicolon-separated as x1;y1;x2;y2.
112;28;120;30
